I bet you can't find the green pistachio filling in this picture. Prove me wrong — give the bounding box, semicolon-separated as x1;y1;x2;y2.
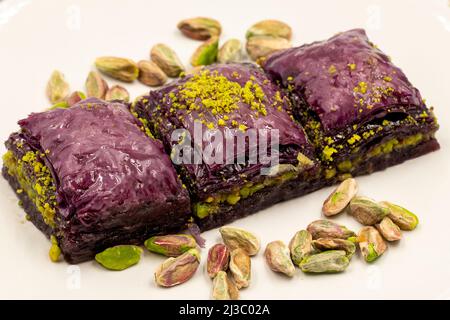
3;149;57;227
324;132;429;179
193;164;302;219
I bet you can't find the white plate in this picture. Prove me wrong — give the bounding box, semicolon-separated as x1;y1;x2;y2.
0;0;449;300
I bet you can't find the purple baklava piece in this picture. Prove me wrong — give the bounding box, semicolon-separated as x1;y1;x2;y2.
2;98;190;263
134;63;320;230
263;29;439;182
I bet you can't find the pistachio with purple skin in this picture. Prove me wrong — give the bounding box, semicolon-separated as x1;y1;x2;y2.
177;17;221;40
307;220;355;240
357;226;387;262
322;178;358;216
219;226;260;256
138;60;167;86
289;230;314;266
380;201;419;231
264;241;296;277
145;234;197;257
207;243;230;278
376;217;402;241
246;19;292;41
95;56;139;82
350;196;390;225
67;91;86;107
312;238;356;257
154;248;201;287
105;85;130;102
246;36;291;61
212;271;239;300
229;248;251;289
85;71;108;99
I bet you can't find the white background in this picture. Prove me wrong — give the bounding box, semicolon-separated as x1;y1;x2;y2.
0;0;449;299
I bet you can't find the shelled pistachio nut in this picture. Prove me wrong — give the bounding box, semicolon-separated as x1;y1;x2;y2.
312;238;356;257
229;248;251;289
66;91;86;107
212;271;239;300
289;230;314;266
357;226;387;262
322;178;358;216
95;56;139;82
264;241;295;277
207;243;230;278
219;226;260;256
46;70;69;103
154;248;201;287
177;17;221;40
349;196;389;225
145;234;197;257
307;220;355;240
376;217;402;241
246;36;291;61
218;39;243;63
137;60;167;86
85;71;108;99
299;250;350;273
105;85;130;102
380;201;419;231
190;36;219;66
95;245;143;271
150;44;185;77
246;19;292;41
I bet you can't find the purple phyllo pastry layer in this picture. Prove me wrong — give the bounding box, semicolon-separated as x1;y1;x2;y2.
2;98;190;263
133;63;321;230
263;29;439;182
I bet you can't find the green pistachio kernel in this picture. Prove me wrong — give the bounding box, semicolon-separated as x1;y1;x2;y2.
95;245;143;271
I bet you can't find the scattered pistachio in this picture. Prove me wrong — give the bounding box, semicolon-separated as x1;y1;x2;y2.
151;44;185;77
49;235;61;262
190;36;219;66
299;250;350;273
177;17;221;40
95;56;139;82
246;36;291;61
105;85;130;102
207;244;230;278
144;234;197;257
322;178;358;216
246;19;292;40
67;91;86;107
349;196;389;225
217;39;243;63
137;60;167;86
306;219;355;240
312;238;356;257
264;241;296;277
357;226;387;262
95;245;143;271
376;217;402;241
154;248;201;287
212;271;239;300
229;248;251;289
219;226;260;256
289;230;314;266
46;70;69;103
85;71;108;99
380;201;419;231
